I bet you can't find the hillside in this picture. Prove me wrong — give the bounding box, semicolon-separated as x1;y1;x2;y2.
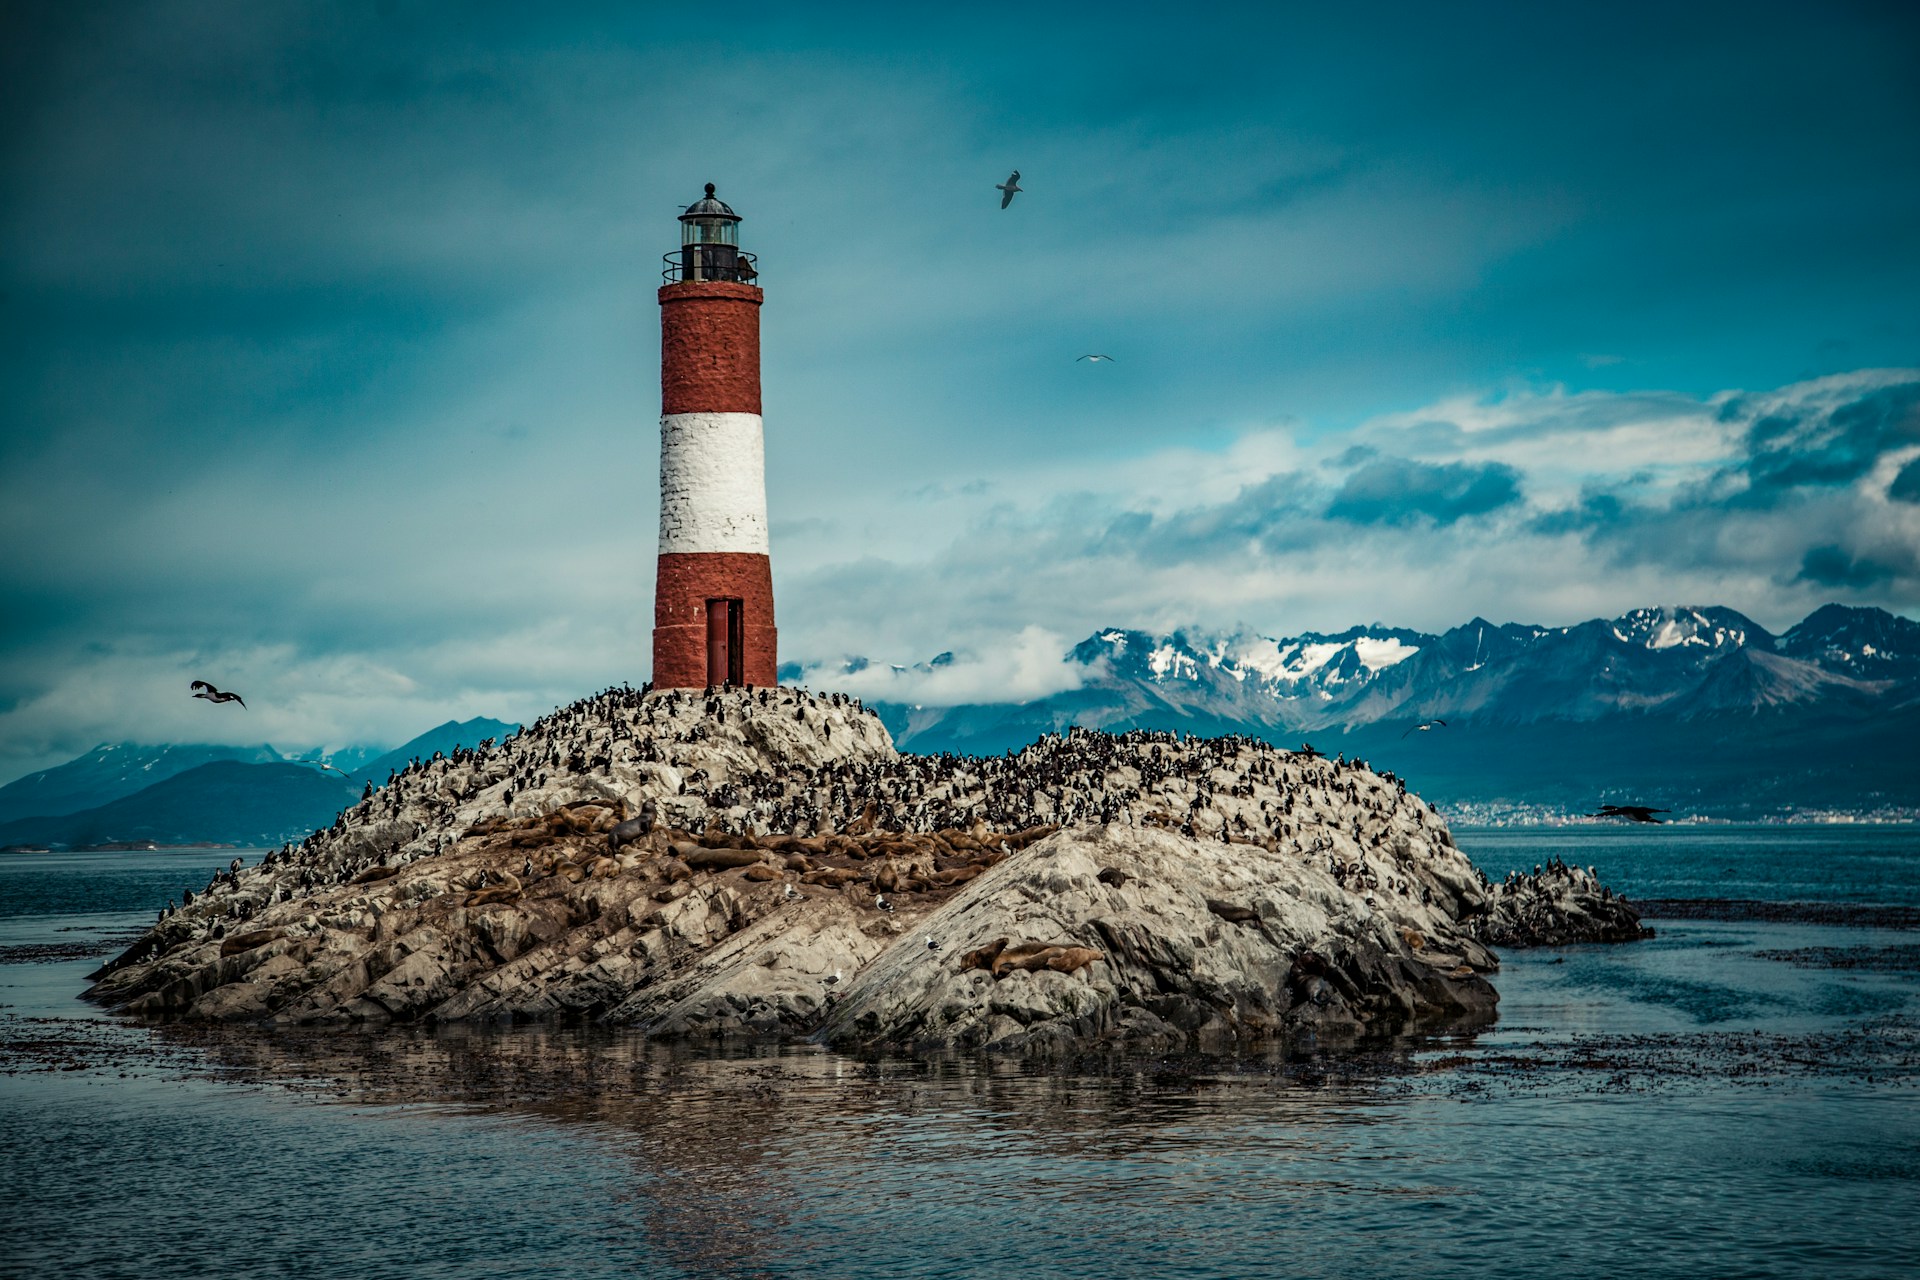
0;743;284;825
0;762;358;849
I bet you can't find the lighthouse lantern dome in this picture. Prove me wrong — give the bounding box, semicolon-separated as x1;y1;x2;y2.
667;183;757;283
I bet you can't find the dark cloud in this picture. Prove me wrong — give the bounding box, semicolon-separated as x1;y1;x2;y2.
1737;380;1920;500
1889;457;1920;504
1799;544;1900;589
1324;457;1523;526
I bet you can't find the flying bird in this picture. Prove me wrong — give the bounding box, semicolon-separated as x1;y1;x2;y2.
1294;742;1323;760
296;757;353;780
190;680;245;708
1401;718;1448;739
996;170;1022;209
1076;354;1115;363
1590;804;1671;824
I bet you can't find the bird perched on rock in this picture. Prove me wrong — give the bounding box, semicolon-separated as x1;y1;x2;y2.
875;894;894;913
925;937;940;951
190;680;245;708
996;170;1022;208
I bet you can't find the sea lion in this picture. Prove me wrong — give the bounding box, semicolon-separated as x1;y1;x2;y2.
608;803;657;855
1096;867;1133;888
350;865;398;885
466;870;522;906
969;939;1103;978
1206;899;1258;924
684;847;763;871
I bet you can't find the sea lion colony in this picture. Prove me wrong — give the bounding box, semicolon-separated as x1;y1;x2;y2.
88;685;1645;1050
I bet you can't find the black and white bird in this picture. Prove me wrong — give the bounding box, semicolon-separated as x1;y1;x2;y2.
1400;718;1447;738
784;883;799;902
190;680;245;708
996;170;1022;208
925;936;940;952
1075;354;1115;363
875;894;893;913
824;968;843;987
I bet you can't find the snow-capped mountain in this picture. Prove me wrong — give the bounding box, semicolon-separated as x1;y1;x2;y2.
825;603;1920;815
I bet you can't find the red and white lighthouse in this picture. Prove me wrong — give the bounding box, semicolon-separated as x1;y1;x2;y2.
652;183;777;689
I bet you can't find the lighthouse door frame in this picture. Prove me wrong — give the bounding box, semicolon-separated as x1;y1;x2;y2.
704;597;745;688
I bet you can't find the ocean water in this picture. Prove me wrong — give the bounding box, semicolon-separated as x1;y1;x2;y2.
2;829;1917;1280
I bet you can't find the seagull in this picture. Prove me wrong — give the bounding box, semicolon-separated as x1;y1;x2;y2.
1400;718;1447;739
1590;804;1671;824
784;883;799;902
1076;354;1115;363
875;894;893;913
296;756;353;780
996;170;1022;209
190;680;245;708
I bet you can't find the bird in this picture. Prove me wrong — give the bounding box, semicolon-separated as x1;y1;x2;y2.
1294;742;1323;760
925;937;940;952
1590;804;1670;824
1400;718;1447;739
875;894;893;913
824;968;842;986
784;883;799;902
296;756;353;780
190;680;245;708
996;170;1022;209
1075;354;1115;363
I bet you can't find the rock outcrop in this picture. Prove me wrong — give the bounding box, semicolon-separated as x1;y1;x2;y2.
86;685;1643;1052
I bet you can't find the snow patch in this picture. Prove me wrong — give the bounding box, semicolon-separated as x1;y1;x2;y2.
1352;637;1419;671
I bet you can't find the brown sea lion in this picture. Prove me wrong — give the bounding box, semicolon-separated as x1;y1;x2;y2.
219;928;282;957
684;848;763;871
350;865;398;885
466;870;523;906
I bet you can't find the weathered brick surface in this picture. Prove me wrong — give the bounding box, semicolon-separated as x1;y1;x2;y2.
659;282;762;415
652;551;777;688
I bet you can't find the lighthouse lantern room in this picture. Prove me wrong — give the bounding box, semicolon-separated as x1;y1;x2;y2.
651;183;777;689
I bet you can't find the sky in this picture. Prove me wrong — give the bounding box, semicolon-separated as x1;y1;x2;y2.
2;0;1917;781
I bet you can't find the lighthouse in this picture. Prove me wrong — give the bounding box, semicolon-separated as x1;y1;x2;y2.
652;183;777;689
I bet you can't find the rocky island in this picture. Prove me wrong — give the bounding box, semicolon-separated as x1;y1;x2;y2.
87;687;1647;1053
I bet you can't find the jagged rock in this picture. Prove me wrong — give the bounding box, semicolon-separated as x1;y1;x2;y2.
85;685;1645;1051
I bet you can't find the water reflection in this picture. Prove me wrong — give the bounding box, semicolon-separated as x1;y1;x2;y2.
157;1023;1445;1278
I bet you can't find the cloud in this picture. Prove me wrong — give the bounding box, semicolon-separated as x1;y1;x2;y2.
1798;545;1899;590
1324;457;1523;526
1732;376;1920;500
1890;457;1920;505
794;627;1092;707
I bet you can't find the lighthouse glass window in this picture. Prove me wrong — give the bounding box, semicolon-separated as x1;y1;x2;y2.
682;220;738;247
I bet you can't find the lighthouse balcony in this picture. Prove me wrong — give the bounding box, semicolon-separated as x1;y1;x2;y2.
663;248;759;285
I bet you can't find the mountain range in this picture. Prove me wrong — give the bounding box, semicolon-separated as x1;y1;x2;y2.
5;604;1913;844
0;717;518;849
835;603;1920;818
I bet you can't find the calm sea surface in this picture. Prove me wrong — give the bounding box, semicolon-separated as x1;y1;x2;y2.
3;827;1917;1280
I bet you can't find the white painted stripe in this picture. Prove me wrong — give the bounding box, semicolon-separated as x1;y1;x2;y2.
658;411;770;554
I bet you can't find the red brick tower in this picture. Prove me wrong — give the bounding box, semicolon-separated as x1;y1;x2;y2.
652;184;777;689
